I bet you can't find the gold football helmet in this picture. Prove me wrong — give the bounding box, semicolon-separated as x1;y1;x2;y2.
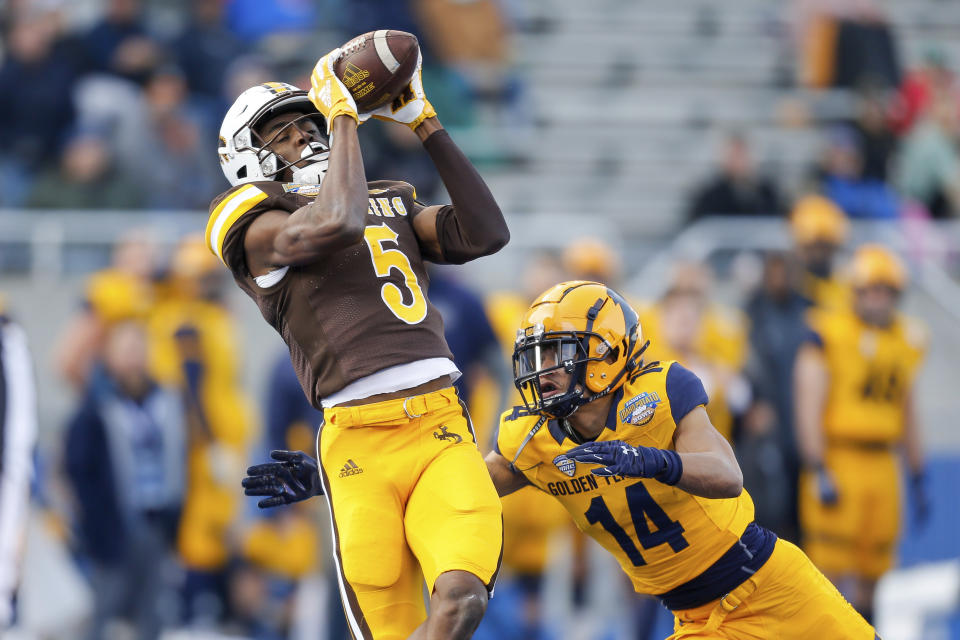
513;281;646;419
789;195;849;246
849;244;906;291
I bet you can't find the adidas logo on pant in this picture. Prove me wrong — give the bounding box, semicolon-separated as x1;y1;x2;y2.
339;459;364;477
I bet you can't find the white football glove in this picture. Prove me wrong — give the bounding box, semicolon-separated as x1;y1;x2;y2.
308;48;360;133
359;51;437;130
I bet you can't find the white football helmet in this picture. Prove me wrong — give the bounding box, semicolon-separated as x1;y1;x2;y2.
218;82;330;186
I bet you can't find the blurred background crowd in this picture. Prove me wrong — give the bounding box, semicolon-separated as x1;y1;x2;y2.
1;0;959;639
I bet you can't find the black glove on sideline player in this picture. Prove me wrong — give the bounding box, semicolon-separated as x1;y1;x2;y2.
242;450;323;508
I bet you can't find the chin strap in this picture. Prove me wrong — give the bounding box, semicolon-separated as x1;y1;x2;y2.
509;414;548;472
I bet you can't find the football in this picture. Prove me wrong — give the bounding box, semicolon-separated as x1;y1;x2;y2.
334;30;420;112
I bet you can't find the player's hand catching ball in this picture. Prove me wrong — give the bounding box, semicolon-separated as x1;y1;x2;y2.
308;48;360;132
242;450;323;508
360;51;436;130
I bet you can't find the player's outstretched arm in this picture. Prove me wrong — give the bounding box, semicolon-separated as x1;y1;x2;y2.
360;52;508;263
360;54;510;264
484;450;532;497
244;51;369;274
246;115;368;273
410;118;510;264
565;407;742;499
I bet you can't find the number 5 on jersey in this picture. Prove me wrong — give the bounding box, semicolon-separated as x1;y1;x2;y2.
364;224;428;324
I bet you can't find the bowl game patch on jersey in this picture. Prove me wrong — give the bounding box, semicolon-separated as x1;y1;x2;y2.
281;183;323;196
619;391;661;426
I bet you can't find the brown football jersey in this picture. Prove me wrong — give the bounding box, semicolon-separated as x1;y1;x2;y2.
205;179;453;408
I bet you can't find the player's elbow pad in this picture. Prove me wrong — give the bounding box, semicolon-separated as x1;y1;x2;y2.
434;204;510;264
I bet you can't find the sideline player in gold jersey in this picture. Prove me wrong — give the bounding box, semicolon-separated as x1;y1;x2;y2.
795;245;927;624
790;194;850;311
222;45;507;639
487;281;876;638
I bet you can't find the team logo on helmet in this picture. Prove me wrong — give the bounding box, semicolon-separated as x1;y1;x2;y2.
553;454;576;477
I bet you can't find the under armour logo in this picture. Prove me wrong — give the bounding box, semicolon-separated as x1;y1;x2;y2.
622;445;637;456
433;426;462;444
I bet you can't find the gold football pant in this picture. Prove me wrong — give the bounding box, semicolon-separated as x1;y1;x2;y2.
316;387;503;640
669;539;875;639
800;446;900;579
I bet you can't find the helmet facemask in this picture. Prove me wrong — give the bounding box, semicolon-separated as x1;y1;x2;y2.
513;324;609;419
512;283;649;422
218;84;329;186
252;112;330;184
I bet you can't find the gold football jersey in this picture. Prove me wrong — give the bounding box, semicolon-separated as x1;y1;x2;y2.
496;360;755;595
807;309;926;443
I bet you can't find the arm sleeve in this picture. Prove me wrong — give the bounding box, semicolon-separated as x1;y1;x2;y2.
421;130;510;264
0;322;37;615
665;363;709;424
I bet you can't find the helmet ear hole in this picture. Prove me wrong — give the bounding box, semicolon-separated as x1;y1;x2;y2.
606;346;619;363
236;166;247;180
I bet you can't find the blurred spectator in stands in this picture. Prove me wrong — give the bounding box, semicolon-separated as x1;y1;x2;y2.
811;126;899;219
81;0;162;85
27;130;142;210
793;0;900;90
639;263;750;443
148;235;255;629
891;46;960;136
222;55;275;105
0;303;38;632
896;89;960;219
742;252;810;542
347;0;424;52
789;194;850;310
172;0;244;104
852;85;897;183
562;237;623;286
413;0;522;126
134;67;219;209
144;111;219;209
225;0;317;44
685;132;784;222
65;320;185;640
0;6;80;206
55;232;159;393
